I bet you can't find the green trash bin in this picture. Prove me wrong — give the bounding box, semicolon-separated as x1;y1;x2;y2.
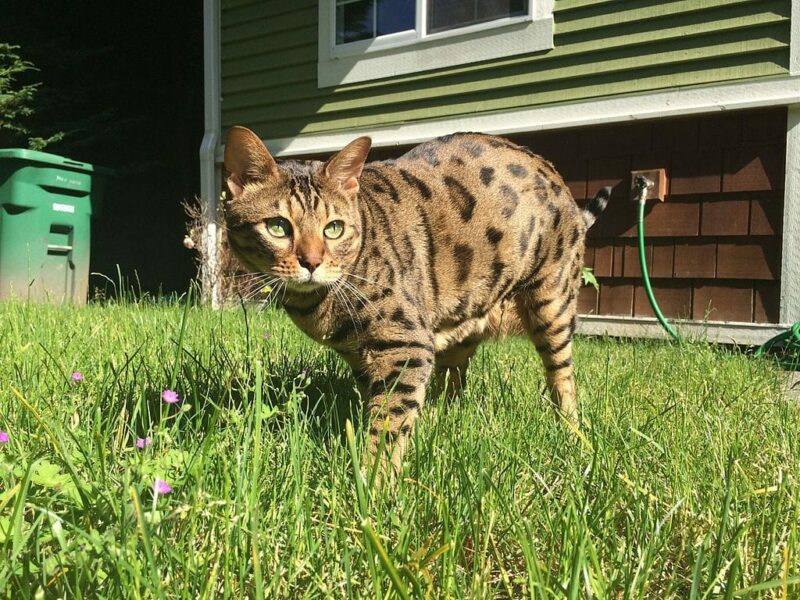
0;149;108;304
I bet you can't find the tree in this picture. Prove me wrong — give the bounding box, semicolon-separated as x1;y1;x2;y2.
0;43;61;149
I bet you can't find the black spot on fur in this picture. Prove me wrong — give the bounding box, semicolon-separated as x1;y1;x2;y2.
534;175;548;201
554;234;564;261
450;156;465;166
399;169;432;200
485;227;503;246
527;215;537;236
551;180;562;195
487;259;506;293
366;339;433;353
480;167;494;186
404;143;440;167
546;358;574;372
402;398;421;410
394;357;428;369
364;167;400;203
569;228;580;247
402;233;416;269
500;184;519;218
444;176;477;222
547;202;561;228
518;231;528;255
461;141;484;157
507;164;528;178
390;307;417;330
416;207;440;302
453;244;475;281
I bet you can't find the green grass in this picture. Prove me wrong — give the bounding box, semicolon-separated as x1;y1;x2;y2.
0;298;798;598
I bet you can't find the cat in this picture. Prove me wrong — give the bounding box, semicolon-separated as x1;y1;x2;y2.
223;126;609;471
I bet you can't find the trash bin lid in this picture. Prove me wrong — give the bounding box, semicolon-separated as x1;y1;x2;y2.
0;148;95;173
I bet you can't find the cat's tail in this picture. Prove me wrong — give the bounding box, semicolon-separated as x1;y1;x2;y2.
582;186;611;228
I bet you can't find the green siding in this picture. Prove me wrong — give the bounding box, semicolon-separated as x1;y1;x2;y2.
220;0;792;140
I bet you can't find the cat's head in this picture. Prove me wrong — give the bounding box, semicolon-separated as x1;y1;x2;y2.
223;126;371;293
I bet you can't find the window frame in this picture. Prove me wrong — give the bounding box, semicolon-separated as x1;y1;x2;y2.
318;0;554;88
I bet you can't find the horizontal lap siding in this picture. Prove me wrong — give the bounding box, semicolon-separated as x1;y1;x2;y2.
220;0;791;139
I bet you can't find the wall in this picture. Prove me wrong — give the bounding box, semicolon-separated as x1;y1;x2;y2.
510;108;785;323
220;0;791;141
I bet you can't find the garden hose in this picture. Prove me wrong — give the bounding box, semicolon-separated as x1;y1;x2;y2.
634;177;680;342
755;321;800;371
634;175;800;369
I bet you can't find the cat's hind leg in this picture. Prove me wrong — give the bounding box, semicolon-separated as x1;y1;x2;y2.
432;340;478;401
517;287;579;425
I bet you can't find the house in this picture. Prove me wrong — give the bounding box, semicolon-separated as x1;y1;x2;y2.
200;0;800;344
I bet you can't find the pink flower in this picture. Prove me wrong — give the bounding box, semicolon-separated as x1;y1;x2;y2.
0;431;8;444
136;437;151;449
71;372;84;382
263;330;271;340
161;389;180;404
152;478;172;495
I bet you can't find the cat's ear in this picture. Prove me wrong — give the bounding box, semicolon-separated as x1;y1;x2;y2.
324;136;372;194
224;126;279;198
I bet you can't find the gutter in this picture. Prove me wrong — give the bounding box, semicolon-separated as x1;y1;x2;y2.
200;0;221;308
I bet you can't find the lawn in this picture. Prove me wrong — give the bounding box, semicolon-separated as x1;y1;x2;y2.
0;298;798;599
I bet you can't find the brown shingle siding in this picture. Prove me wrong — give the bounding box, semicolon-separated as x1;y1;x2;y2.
693;282;753;322
563;108;786;324
716;239;780;280
673;241;716;278
701;197;749;236
634;281;691;319
722;145;785;192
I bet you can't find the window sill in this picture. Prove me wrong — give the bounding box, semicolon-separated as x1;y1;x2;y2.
317;6;554;89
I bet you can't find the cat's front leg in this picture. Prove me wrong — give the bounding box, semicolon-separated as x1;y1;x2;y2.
360;338;434;473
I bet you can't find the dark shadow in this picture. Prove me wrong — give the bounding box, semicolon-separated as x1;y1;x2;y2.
0;0;203;294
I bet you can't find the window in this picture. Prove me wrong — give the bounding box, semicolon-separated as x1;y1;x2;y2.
335;0;415;44
319;0;554;88
428;0;528;34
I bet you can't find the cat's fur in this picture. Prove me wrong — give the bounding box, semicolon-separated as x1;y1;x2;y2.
223;126;609;469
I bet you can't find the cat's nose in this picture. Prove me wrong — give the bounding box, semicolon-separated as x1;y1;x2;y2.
298;254;322;273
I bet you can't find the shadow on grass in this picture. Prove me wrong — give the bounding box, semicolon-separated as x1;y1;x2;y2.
167;347;365;449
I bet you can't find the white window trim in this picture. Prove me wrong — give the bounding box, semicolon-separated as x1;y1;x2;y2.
318;0;554;88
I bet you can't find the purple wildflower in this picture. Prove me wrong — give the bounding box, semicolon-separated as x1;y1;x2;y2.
152;478;172;495
0;431;8;444
263;330;271;341
161;389;180;404
136;437;152;449
71;372;84;382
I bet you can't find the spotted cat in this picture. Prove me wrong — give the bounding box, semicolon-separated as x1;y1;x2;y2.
223;127;609;470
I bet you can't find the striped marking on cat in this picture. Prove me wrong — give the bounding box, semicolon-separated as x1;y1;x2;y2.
443;176;476;222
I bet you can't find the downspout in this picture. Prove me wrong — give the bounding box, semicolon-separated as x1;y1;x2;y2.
200;0;221;308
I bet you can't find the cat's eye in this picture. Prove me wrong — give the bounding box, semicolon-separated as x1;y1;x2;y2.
266;217;292;238
324;220;344;239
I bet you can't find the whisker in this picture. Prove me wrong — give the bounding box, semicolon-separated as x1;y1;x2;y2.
342;270;380;289
333;284;361;336
239;275;281;304
340;279;374;315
